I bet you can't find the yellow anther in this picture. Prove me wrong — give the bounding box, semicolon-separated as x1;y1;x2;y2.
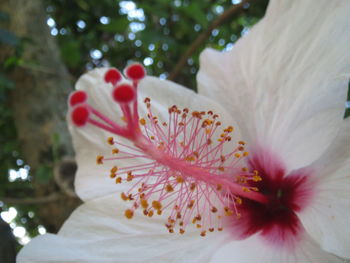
179;229;185;234
140;199;149;209
224;207;234;216
196;224;202;229
235;197;242;205
112;148;119;154
157;210;162;215
152;200;162;210
139;118;146;125
200;231;206;237
185;155;195;162
121;192;128;201
218;227;223;231
220;155;226;162
216;184;222;191
243;151;249;157
207;139;212;145
253;175;262;182
176;212;182;219
251;187;259;192
206;119;213;125
205;128;212;134
187;200;195;209
234;153;241;158
110;166;118;173
110;173;117;179
126;172;134;182
238;146;245;151
176;176;184;183
166;184;174;192
242;187;250;192
238;141;246;145
209;228;214;232
242;167;248;172
195;215;202;221
148;210;154;217
115;177;122;184
211;206;218;213
190;183;196;191
96;155;104;165
107;137;114;145
124;209;134;219
168;218;175;224
236;176;247;184
168;229;174;233
218;166;225;171
253;170;259;175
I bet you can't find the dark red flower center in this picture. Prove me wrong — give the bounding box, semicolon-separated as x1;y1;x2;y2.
229;147;315;250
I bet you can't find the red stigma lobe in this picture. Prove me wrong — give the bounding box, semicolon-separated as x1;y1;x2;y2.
71;105;90;127
69;90;88;107
125;63;146;81
104;68;122;85
112;84;136;103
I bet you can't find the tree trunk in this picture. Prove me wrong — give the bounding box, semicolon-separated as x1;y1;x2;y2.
0;0;81;260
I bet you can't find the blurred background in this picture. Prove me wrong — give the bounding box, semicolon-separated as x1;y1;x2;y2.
0;0;349;262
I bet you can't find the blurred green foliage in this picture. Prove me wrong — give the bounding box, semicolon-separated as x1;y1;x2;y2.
47;0;268;87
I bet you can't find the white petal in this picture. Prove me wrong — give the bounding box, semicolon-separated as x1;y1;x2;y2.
197;0;350;170
17;194;228;263
300;119;350;258
70;69;239;201
210;234;344;263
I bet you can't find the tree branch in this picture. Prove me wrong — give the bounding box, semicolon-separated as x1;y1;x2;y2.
0;193;61;205
168;0;253;81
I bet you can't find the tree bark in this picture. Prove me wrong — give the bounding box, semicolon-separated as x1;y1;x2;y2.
0;1;81;260
0;218;16;263
1;0;74;168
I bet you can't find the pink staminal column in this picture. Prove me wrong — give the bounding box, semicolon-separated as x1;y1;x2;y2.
68;64;270;236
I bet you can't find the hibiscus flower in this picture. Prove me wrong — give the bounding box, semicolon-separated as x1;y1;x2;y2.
18;0;350;263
